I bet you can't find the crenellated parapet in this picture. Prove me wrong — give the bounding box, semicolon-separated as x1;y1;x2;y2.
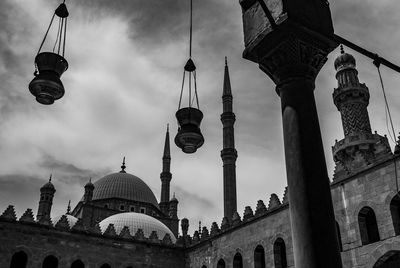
0;205;181;247
184;188;289;247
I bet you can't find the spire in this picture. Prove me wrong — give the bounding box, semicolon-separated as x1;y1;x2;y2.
66;200;71;214
163;124;171;159
223;57;232;97
120;157;126;173
49;174;52;182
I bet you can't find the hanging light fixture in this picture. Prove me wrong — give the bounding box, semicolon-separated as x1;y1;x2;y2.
175;0;204;154
28;1;69;105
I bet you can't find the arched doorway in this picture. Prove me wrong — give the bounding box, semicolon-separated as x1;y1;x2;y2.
254;245;266;268
42;255;58;268
273;238;287;268
358;206;380;245
10;251;28;268
233;253;243;268
373;251;400;268
71;259;85;268
217;259;226;268
390;194;400;235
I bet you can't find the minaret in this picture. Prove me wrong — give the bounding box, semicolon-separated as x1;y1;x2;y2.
83;178;94;203
332;46;392;180
160;125;172;215
37;174;56;222
220;57;238;220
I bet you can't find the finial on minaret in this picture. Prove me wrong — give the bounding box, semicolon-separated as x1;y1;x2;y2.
49;174;52;182
340;44;344;54
120;157;126;173
66;200;71;214
225;56;228;66
198;221;202;233
89;177;92;183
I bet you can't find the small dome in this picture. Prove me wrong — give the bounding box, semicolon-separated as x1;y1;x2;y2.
53;214;78;227
41;181;55;190
334;46;356;71
90;172;158;207
99;212;176;242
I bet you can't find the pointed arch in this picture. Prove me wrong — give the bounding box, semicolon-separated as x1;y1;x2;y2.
10;251;28;268
358;206;380;245
233;252;243;268
217;259;226;268
100;264;111;268
390;194;400;235
254;245;266;268
336;221;343;252
201;266;207;268
273;238;287;268
71;259;84;268
42;255;58;268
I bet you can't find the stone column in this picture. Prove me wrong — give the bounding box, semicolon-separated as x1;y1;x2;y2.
257;34;342;267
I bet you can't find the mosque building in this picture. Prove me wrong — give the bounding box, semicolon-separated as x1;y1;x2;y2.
1;49;400;268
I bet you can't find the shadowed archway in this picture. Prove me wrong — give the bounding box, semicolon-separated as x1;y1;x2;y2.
42;255;58;268
71;260;84;268
233;253;243;268
10;251;28;268
373;250;400;268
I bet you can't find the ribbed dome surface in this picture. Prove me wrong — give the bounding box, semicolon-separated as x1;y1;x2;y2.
53;214;78;227
92;172;158;207
99;212;176;242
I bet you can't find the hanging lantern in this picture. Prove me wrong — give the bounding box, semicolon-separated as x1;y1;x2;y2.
174;0;204;154
28;1;69;105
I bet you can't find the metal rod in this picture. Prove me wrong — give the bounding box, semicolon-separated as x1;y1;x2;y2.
254;3;400;74
334;34;400;73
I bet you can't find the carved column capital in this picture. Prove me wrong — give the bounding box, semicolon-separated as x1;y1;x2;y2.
257;33;330;92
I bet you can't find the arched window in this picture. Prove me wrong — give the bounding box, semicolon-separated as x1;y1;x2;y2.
336;221;343;252
201;266;207;268
10;251;28;268
217;259;226;268
274;238;287;268
71;260;84;268
42;255;58;268
254;245;266;268
233;253;243;268
390;194;400;235
100;264;111;268
358;206;380;245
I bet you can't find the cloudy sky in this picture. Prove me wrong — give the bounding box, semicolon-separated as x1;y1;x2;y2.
1;0;400;235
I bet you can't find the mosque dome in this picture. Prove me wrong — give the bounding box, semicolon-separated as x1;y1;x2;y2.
99;212;176;242
334;46;356;71
53;214;78;227
91;171;159;207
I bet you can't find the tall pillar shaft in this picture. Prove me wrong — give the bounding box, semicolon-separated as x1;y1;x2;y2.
257;36;342;268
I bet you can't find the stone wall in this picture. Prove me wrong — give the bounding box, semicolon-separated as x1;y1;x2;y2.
332;156;400;267
0;220;185;268
185;205;294;268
